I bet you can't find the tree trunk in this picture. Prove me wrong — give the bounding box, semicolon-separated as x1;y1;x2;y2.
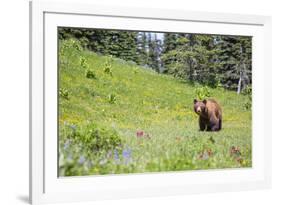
237;64;242;94
241;61;247;91
237;74;242;94
188;34;194;82
237;61;247;94
237;44;244;94
189;58;193;81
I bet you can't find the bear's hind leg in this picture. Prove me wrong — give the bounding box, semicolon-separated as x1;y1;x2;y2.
209;116;221;132
210;121;220;131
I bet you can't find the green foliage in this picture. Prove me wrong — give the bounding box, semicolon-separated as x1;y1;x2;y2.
136;32;149;65
60;38;83;53
162;34;251;90
59;28;139;64
195;86;211;100
59;88;70;100
85;69;96;79
108;93;117;104
147;33;162;72
242;85;252;110
217;36;252;91
80;56;89;69
59;38;83;66
59;122;123;176
58;39;252;176
103;58;113;76
163;33;178;53
79;56;97;79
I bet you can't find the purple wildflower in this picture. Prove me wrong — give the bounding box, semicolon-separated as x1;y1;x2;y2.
122;147;132;165
113;149;121;164
78;156;85;164
63;140;70;150
113;149;119;160
122;148;131;159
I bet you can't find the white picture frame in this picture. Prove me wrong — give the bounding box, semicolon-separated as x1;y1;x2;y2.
29;0;272;204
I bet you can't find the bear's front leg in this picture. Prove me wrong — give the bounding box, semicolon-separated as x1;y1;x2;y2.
199;117;206;131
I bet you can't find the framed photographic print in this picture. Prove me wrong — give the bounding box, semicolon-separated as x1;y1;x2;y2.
29;0;272;204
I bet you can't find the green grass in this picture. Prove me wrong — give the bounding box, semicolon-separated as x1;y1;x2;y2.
59;39;252;176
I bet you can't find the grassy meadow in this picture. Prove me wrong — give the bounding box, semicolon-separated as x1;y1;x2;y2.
59;39;252;176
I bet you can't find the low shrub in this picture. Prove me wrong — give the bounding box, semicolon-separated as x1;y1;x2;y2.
103;58;113;76
59;88;70;100
108;93;117;104
59;122;124;176
195;86;211;100
85;69;97;79
242;85;252;110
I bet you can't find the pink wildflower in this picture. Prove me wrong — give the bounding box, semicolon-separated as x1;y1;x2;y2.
136;130;144;138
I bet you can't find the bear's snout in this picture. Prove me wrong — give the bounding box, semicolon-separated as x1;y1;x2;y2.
196;107;202;114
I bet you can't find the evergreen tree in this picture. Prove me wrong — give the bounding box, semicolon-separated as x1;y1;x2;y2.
59;28;139;63
217;36;252;92
162;33;178;72
136;32;149;65
163;33;178;53
162;34;222;87
147;33;162;71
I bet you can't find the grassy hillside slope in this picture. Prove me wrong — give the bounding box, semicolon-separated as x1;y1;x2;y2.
59;39;252;176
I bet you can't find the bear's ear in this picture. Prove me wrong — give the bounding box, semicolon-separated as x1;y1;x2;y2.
194;99;197;104
203;99;207;104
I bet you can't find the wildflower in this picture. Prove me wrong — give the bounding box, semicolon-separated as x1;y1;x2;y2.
230;146;243;164
122;147;132;165
199;152;209;160
99;158;107;165
230;146;241;156
70;124;77;130
122;148;132;159
113;149;121;164
66;154;73;162
114;149;119;160
206;148;213;156
175;136;182;142
63;140;70;150
107;150;112;158
136;130;144;138
199;149;213;160
78;156;85;164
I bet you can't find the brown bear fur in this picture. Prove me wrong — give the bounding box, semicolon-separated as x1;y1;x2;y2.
193;99;222;131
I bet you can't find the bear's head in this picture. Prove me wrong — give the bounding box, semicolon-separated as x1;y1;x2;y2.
193;99;207;115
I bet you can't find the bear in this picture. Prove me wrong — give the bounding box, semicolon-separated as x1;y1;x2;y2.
193;99;222;131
